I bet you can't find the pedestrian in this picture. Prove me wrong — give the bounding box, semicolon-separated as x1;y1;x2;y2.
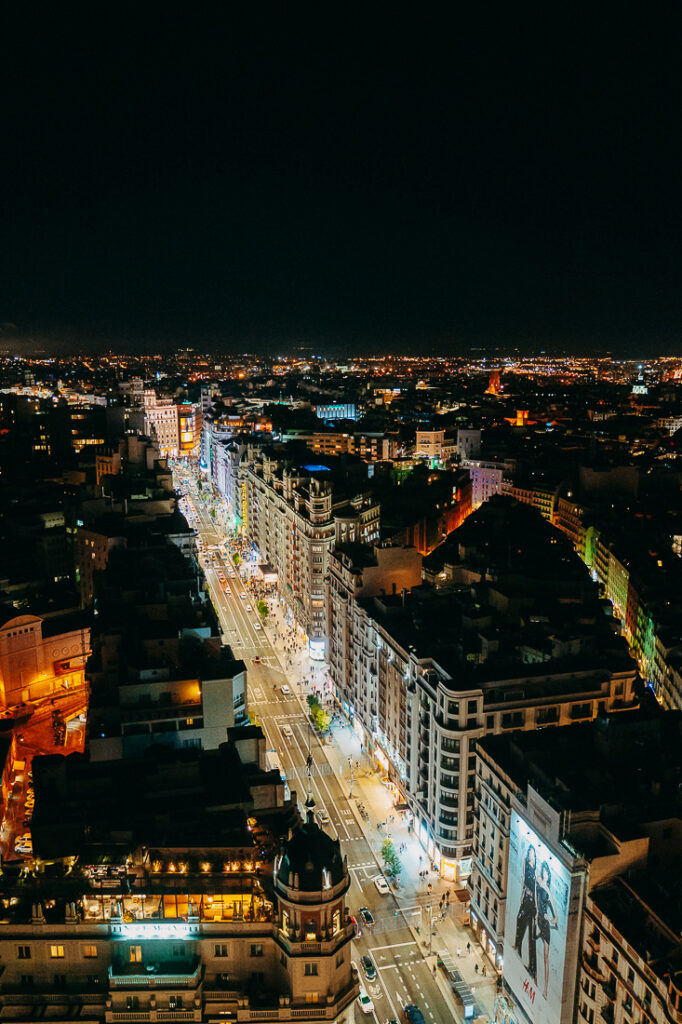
474;963;479;974
466;942;471;954
457;948;462;958
482;965;487;977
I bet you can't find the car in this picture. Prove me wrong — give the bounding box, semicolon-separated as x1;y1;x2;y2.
386;1020;400;1024
14;833;32;856
316;809;330;825
245;604;253;612
240;593;247;600
350;914;361;937
254;621;262;630
403;1006;427;1024
281;725;294;739
252;656;262;664
359;907;374;927
374;875;391;895
360;954;376;980
357;988;374;1015
280;685;291;696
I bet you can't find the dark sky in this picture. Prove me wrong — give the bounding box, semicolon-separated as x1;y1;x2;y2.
1;7;681;354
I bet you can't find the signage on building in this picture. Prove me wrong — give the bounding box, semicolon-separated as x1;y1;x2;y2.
120;922;191;940
503;811;571;1024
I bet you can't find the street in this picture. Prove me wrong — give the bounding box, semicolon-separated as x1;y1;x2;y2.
172;462;490;1024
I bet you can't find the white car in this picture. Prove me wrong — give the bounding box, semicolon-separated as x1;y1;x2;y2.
254;621;262;630
281;685;291;696
374;876;391;895
14;833;33;856
245;604;253;612
357;987;374;1015
281;724;294;738
240;593;247;600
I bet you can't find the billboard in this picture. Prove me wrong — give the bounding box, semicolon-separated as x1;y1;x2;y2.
503;811;571;1024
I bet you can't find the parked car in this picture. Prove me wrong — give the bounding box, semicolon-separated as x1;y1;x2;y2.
316;809;330;825
375;875;391;895
281;685;291;696
361;954;376;980
357;987;374;1015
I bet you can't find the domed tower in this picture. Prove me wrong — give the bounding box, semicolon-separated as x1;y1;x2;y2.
274;813;358;1015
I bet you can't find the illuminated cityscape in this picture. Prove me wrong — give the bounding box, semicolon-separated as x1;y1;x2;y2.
1;9;682;1024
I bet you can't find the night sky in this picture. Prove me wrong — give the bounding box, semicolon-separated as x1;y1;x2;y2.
1;7;681;354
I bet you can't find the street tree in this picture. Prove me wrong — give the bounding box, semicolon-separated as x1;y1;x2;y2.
312;706;331;733
381;839;402;879
232;552;242;566
256;599;269;620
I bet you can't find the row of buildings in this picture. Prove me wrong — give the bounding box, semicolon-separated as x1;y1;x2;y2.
326;497;639;886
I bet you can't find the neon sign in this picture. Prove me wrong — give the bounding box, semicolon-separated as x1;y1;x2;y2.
120;923;191;940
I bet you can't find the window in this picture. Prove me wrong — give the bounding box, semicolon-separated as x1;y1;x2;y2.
129;945;142;963
468;700;478;713
486;715;494;730
250;944;263;957
336;951;345;967
17;945;31;959
169;996;183;1010
20;975;33;987
305;963;319;976
215;944;228;958
251;971;265;985
83;945;98;958
126;997;140;1011
305;993;319;1004
281;952;287;966
172;945;183;957
54;974;67;989
50;945;65;959
448;701;459;715
332;909;341;935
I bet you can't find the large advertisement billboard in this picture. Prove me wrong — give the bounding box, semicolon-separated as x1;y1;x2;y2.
503;811;571;1024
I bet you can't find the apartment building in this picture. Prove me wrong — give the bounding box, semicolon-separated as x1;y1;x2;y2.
85;536;245;759
472;712;682;1024
329;499;638;883
415;429;455;464
0;611;90;710
238;446;380;656
144;392;202;458
462;458;514;510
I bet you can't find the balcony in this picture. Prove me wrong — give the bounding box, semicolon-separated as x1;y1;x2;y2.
109;960;203;988
581;951;607;984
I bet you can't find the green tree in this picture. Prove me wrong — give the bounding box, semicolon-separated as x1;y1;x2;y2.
306;694;320;711
256;599;269;620
312;706;331;733
209;507;216;519
381;839;402;879
232;552;242;566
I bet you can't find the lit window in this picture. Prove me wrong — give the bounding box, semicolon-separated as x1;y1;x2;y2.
83;945;98;958
50;946;65;959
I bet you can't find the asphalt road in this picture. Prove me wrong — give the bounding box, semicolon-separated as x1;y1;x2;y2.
173;464;459;1024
